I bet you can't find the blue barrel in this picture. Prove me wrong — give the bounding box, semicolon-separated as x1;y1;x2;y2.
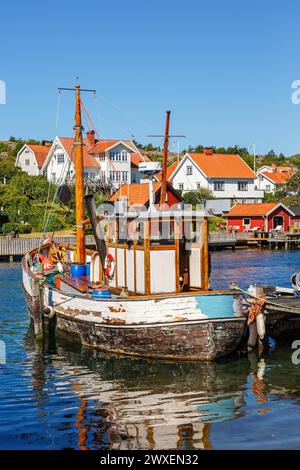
70;263;86;278
86;263;91;277
92;288;112;299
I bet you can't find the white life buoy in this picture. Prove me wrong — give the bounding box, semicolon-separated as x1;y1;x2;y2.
104;253;115;280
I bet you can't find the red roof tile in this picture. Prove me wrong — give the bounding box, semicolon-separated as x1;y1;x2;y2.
188;153;256;179
59;137;100;168
261;171;293;184
27;144;49;168
227;203;279;216
110;182;162;206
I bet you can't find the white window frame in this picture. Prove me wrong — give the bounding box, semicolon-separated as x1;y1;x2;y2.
186;165;193;175
243;217;251;227
238;181;248;191
213;181;224;191
178;183;184;191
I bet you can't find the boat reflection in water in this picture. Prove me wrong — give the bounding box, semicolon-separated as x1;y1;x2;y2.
25;332;300;450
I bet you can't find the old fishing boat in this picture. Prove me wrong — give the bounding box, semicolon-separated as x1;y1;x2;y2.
21;84;251;361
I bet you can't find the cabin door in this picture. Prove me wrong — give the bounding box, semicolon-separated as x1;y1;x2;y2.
273;216;283;230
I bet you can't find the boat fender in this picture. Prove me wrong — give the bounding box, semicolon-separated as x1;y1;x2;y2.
43;306;56;319
57;262;64;273
256;313;266;340
105;253;115;280
248;322;258;351
35;253;56;272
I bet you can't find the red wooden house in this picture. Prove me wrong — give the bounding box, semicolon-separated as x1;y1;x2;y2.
226;202;295;232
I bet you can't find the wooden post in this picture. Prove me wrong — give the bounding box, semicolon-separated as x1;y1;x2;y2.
74;84;85;264
200;219;209;291
115;219;119;289
133;221;137;293
174;218;180;292
144;220;150;295
160;111;171;207
32;270;44;339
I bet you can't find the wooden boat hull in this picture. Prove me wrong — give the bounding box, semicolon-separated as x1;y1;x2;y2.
23;289;246;361
22;264;246;361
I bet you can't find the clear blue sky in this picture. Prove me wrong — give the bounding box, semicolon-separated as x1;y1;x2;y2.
1;0;300;155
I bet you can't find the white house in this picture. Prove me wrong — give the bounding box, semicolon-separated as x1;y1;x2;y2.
41;131;147;188
16;144;50;176
41;134;100;184
166;148;264;203
255;165;295;194
88;136;148;186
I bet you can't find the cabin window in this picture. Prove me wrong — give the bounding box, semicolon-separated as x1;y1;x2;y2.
238;181;248;191
57;154;64;164
213;181;224;191
178;183;184;191
186;165;193;175
25;159;30;166
243;218;251;226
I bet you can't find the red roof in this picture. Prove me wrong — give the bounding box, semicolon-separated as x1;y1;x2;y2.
157;160;180;181
110;182;163;206
59;137;100;168
261;171;293;184
131;152;149;167
27;144;49;168
88;139;137;154
187;153;256;179
228;203;281;217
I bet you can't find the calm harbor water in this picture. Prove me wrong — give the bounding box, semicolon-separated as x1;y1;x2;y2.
1;250;300;450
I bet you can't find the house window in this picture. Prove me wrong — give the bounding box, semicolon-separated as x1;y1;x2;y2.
25;159;30;166
186;165;193;175
121;151;128;161
259;174;263;181
51;173;56;183
57;154;64;164
243;218;251;226
178;183;184;191
25;149;29;153
213;181;224;191
238;182;248;191
122;171;128;182
266;185;271;192
98;153;106;161
197;183;201;191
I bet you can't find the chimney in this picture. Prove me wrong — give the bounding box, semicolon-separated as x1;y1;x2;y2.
86;130;95;148
203;147;213;155
271;163;277;173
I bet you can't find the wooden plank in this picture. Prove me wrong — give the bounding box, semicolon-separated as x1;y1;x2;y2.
144;220;150;295
174;219;180;292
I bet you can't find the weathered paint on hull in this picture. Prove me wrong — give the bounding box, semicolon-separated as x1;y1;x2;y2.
23;289;246;361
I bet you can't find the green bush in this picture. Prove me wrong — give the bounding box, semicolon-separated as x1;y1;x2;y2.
2;222;32;234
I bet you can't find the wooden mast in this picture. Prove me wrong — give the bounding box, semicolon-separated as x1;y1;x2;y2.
74;84;85;263
160;110;171;206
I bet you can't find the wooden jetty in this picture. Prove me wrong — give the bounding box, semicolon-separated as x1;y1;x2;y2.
2;230;300;260
0;235;95;260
